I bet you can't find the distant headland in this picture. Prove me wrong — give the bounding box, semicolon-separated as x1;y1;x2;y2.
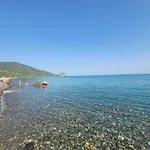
58;72;67;77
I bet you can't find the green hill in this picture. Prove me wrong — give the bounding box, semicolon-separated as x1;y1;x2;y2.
0;62;55;77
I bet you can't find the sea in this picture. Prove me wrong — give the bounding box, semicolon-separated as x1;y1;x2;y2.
0;75;150;150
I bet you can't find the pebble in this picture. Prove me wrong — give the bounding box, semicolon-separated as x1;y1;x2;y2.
90;144;96;150
46;141;51;145
8;136;17;143
118;135;125;141
78;132;81;136
85;142;90;146
141;146;147;150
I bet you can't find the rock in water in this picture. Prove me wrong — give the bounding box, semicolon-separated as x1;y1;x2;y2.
33;81;42;88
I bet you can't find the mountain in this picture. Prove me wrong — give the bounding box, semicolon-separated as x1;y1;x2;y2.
58;72;67;76
0;62;55;77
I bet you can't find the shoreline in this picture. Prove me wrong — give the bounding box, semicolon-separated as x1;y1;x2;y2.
0;90;13;97
0;88;13;96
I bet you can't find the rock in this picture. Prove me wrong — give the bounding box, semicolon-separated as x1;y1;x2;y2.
90;144;97;150
33;81;42;88
78;132;81;136
46;141;51;145
0;77;12;85
0;91;4;96
85;142;90;148
141;146;147;150
8;136;17;143
0;82;10;91
0;77;12;95
24;139;33;143
118;135;125;141
23;142;34;150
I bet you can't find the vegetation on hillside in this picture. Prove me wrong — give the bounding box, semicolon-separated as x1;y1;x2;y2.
0;62;55;77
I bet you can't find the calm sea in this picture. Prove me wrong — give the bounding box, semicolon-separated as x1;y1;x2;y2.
0;75;150;149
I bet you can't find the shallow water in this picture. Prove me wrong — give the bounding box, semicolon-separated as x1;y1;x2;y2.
0;75;150;150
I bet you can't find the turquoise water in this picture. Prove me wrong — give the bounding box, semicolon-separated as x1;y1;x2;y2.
0;75;150;149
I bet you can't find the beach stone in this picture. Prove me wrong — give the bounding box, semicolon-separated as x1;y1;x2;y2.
23;142;34;150
33;81;42;88
90;144;97;150
141;146;147;150
118;135;125;141
46;141;51;145
8;136;17;143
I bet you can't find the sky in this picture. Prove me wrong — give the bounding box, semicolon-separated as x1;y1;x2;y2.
0;0;150;75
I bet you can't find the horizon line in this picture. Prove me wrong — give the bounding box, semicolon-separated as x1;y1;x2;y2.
67;73;150;77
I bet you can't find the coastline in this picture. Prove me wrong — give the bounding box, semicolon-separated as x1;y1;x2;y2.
0;90;13;99
0;88;13;97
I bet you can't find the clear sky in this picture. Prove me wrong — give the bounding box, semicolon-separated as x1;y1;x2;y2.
0;0;150;75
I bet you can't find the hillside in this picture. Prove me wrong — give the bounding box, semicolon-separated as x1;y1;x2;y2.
0;62;55;77
58;72;67;76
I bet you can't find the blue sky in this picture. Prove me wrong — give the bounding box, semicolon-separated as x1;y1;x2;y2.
0;0;150;75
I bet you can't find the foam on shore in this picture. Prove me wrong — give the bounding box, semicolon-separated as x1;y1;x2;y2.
3;90;13;94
